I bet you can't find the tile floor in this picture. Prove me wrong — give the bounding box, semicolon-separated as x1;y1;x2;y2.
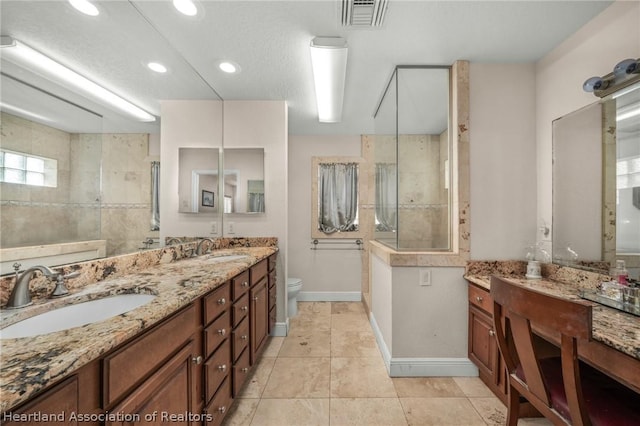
222;302;552;426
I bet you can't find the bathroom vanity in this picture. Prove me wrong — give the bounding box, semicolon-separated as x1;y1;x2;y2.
0;247;278;425
465;261;640;404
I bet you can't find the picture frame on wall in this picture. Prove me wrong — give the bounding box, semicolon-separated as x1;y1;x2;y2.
202;190;214;207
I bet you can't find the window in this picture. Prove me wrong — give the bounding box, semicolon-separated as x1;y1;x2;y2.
0;150;57;187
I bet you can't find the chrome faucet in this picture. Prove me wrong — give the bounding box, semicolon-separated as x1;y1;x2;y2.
5;265;60;309
196;238;215;255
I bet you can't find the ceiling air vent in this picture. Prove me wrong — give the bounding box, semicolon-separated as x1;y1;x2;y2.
342;0;388;27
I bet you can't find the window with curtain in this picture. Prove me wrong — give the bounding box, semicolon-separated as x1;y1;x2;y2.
318;162;359;233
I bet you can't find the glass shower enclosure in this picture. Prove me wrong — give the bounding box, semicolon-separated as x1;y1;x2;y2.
373;66;452;251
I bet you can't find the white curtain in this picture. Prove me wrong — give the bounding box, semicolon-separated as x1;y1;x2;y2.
318;163;359;233
375;163;397;232
150;161;160;231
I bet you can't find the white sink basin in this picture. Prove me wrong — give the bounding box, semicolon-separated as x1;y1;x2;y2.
206;254;249;263
1;294;156;339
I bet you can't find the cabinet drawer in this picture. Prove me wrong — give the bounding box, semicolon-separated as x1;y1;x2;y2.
268;283;277;310
204;339;231;404
232;317;249;362
203;283;231;326
251;259;268;285
232;293;249;327
4;376;78;426
203;377;232;426
469;284;493;315
102;304;197;408
268;254;276;272
204;310;231;358
232;348;251;397
232;270;250;300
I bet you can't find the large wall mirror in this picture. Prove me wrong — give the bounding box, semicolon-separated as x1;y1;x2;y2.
553;81;640;278
0;1;221;270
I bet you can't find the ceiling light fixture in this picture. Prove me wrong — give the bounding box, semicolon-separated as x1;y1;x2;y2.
0;37;155;122
309;36;348;123
147;62;168;73
173;0;198;16
68;0;99;16
218;61;239;74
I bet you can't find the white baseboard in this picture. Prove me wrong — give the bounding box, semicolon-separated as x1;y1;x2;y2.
297;291;361;302
370;312;479;378
271;320;289;337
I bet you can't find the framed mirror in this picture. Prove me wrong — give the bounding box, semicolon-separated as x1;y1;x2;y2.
552;81;640;276
178;148;221;214
223;148;265;214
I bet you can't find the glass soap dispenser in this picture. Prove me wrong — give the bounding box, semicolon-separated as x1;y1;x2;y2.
610;260;629;285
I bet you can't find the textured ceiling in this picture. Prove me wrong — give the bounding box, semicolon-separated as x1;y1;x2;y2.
0;0;612;135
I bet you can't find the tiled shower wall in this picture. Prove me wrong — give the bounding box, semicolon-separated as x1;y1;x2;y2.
0;113;155;256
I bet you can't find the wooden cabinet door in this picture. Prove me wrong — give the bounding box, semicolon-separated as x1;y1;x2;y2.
3;376;79;426
468;305;498;381
106;341;197;426
250;278;269;364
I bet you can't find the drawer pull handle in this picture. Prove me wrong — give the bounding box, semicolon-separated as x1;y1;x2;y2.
218;406;226;414
489;330;495;337
218;328;226;336
242;281;249;287
241;335;248;340
253;296;259;301
240;306;248;312
192;356;203;365
217;298;226;305
218;364;227;372
476;296;483;302
241;367;249;373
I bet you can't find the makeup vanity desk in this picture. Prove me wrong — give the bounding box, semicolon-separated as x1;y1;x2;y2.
464;262;640;401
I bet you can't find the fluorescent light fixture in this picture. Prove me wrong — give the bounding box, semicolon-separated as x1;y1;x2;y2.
0;102;54;123
0;38;155;122
68;0;99;16
310;36;348;123
147;62;168;73
173;0;198;16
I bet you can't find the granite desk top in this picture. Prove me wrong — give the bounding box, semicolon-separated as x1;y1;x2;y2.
464;274;640;362
0;246;277;412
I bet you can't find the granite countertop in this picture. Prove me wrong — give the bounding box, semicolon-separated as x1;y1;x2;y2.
464;273;640;361
0;246;277;412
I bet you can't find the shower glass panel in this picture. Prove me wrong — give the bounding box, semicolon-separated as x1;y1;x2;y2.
373;66;452;251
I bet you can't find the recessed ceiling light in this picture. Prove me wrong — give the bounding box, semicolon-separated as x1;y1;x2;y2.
68;0;99;16
219;61;239;74
147;62;168;73
173;0;198;16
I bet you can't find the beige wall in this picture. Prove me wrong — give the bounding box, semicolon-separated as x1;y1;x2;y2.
535;1;640;255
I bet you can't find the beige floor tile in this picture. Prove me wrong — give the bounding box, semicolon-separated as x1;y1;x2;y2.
452;376;496;398
331;329;380;358
250;398;330;426
221;398;259;426
330;398;408;426
261;336;284;357
517;418;553;425
331;357;397;398
400;397;487;425
237;356;276;399
331;312;371;333
393;377;466;398
279;329;331;357
262;357;330;398
468;397;507;425
331;302;366;315
297;301;332;317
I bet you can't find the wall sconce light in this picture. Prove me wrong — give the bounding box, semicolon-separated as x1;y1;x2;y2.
309;36;348;123
0;36;156;122
583;57;640;97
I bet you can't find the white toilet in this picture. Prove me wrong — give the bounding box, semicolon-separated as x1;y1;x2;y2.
287;278;303;317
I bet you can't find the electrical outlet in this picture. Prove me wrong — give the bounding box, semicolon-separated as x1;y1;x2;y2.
210;221;218;234
227;222;235;234
419;268;432;286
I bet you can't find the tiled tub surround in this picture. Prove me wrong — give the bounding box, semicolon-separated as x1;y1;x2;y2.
464;261;640;361
0;240;277;412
